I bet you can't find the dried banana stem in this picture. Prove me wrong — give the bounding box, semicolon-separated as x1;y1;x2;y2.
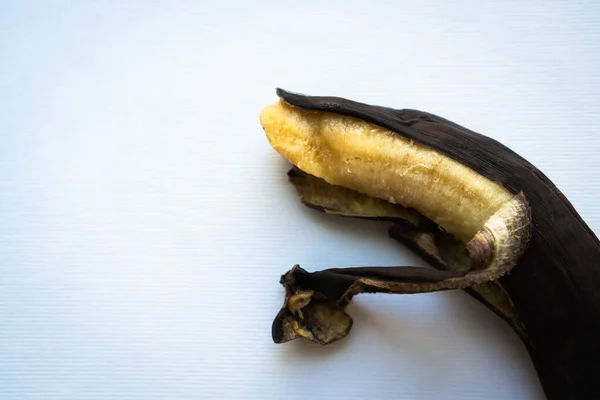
261;89;600;399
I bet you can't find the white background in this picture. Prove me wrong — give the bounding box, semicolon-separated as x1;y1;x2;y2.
1;1;599;399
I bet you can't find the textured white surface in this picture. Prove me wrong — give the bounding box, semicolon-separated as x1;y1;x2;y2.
1;1;599;399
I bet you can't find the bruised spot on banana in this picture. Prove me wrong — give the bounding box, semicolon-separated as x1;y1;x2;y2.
260;89;600;400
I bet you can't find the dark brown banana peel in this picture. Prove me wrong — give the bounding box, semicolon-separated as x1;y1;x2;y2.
262;89;600;399
287;167;528;341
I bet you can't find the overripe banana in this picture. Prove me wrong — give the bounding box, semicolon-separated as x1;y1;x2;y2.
260;88;600;399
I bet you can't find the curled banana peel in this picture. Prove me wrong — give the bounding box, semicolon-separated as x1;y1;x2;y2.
260;89;600;400
282;168;528;341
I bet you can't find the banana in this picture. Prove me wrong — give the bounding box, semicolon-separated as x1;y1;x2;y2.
260;89;600;399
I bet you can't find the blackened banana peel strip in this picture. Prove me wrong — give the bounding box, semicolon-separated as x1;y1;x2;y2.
287;167;528;341
261;89;600;399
